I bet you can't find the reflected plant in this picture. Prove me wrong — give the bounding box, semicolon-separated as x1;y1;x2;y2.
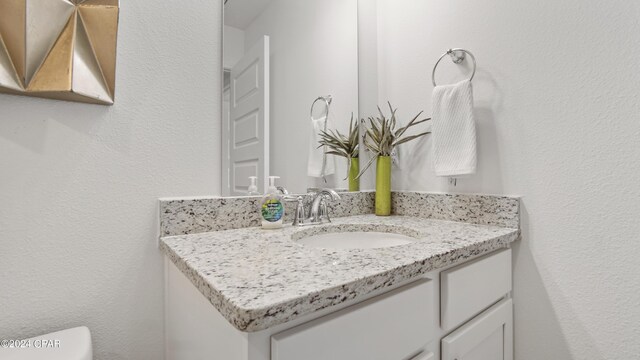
357;102;431;178
318;114;359;179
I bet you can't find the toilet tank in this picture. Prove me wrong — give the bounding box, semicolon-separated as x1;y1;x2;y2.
0;326;92;360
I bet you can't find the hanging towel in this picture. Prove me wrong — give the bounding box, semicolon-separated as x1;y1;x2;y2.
432;79;477;176
307;116;335;177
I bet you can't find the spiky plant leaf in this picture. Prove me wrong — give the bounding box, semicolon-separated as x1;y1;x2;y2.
357;103;431;178
393;131;431;147
317;114;360;179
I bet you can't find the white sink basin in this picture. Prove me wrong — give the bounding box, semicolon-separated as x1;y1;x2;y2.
297;231;416;249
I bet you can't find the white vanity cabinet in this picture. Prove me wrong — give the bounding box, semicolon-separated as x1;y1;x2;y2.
439;249;513;360
164;248;514;360
440;249;512;331
441;298;513;360
271;279;435;360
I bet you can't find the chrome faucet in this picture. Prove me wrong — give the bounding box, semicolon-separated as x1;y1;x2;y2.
286;189;341;226
308;189;341;223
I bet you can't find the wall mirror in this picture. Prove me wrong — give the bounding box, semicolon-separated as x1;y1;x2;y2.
222;0;359;195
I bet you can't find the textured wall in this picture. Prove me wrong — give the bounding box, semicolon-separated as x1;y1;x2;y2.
0;1;222;359
371;0;640;358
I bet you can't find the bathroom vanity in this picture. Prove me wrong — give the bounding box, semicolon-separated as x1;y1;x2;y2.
159;191;520;360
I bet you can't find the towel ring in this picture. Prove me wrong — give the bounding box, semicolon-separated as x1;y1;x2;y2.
432;48;476;87
310;95;332;182
310;95;332;119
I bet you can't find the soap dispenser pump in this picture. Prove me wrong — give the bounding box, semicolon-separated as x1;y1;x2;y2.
247;176;260;196
260;176;284;229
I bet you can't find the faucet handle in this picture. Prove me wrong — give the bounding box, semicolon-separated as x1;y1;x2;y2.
319;199;331;223
284;196;306;226
295;197;307;226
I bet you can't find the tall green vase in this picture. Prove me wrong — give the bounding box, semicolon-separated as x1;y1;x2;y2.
348;157;360;192
375;156;391;216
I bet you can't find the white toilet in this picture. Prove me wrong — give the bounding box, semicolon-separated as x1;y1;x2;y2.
1;327;92;360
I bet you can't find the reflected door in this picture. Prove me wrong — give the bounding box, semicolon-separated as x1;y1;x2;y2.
223;35;270;195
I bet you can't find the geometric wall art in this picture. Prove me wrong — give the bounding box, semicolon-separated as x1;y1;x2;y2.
0;0;119;105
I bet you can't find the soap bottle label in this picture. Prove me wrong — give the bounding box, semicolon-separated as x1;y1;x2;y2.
261;199;284;222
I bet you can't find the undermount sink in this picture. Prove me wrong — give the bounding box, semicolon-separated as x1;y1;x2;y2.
297;231;417;249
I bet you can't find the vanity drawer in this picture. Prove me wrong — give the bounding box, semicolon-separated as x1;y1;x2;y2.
440;249;512;330
271;279;435;360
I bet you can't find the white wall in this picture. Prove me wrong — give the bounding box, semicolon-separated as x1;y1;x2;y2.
356;0;379;191
369;0;640;358
223;25;245;70
243;0;359;193
0;1;222;359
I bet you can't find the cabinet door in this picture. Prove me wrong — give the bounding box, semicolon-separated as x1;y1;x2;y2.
441;298;513;360
271;279;435;360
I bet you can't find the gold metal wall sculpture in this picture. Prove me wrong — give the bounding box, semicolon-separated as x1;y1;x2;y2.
0;0;119;105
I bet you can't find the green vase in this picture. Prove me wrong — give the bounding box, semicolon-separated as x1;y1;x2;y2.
348;157;360;192
375;156;391;216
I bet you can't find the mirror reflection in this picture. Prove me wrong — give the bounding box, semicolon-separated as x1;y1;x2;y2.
222;0;359;195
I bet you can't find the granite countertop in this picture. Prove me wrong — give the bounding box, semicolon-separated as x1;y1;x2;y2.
160;214;519;332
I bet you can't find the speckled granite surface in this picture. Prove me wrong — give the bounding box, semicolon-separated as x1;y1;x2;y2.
159;191;375;236
160;191;519;236
392;191;520;228
160;215;519;332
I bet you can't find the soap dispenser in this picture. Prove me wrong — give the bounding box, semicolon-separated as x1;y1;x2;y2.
260;176;284;229
247;176;260;196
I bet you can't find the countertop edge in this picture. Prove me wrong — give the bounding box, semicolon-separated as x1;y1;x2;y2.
160;227;520;332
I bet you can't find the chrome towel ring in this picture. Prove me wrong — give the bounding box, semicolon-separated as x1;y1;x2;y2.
310;95;332;119
432;48;477;87
310;95;332;182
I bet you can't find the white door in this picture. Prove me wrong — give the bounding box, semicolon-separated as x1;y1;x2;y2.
223;35;270;195
441;298;513;360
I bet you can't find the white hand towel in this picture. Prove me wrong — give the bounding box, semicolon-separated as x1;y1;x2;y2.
307;116;335;177
432;79;477;176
